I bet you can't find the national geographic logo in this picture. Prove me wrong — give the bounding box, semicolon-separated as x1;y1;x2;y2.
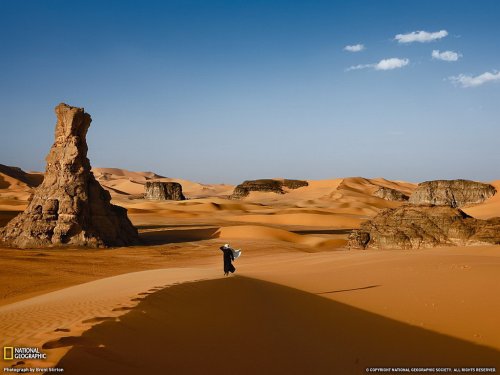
3;347;47;360
3;347;13;360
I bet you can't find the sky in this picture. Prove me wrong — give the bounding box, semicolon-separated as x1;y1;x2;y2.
0;0;499;184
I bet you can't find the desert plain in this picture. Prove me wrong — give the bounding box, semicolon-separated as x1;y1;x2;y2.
1;163;500;374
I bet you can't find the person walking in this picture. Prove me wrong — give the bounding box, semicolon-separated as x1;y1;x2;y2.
220;243;236;276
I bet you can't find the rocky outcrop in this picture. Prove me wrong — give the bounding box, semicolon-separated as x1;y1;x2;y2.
409;180;496;208
373;187;409;201
230;179;309;199
348;205;500;250
231;179;284;199
145;182;185;201
282;179;309;189
0;103;139;248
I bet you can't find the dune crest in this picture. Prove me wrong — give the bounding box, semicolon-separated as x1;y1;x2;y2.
216;225;347;248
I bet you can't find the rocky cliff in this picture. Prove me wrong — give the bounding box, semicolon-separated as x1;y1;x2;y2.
373;187;409;201
282;179;309;190
0;103;139;248
348;205;500;250
144;182;185;201
230;179;308;199
409;179;496;208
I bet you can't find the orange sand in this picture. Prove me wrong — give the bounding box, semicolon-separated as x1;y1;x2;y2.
1;167;499;373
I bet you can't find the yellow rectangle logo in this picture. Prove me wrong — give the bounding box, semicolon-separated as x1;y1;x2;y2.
4;346;14;360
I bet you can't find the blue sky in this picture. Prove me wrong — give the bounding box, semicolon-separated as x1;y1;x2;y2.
1;0;499;184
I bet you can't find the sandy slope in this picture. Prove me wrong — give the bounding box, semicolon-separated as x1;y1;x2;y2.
2;248;500;373
240;246;500;351
216;225;347;248
0;165;43;204
463;180;500;219
57;276;500;374
0;267;221;369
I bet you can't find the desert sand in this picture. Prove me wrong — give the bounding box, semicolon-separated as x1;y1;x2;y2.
1;166;500;373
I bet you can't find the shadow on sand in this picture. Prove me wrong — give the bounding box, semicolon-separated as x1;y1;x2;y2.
291;229;352;235
56;277;500;374
139;227;220;245
317;285;381;294
0;211;20;228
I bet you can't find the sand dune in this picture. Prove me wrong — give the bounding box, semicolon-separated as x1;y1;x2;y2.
240;246;500;352
0;165;43;203
92;167;234;199
463;180;500;219
0;185;31;204
227;212;363;228
242;176;415;206
1;243;500;372
339;176;415;196
93;167;163;181
0;267;221;369
105;179;145;195
57;276;500;374
0;164;43;188
216;225;347;248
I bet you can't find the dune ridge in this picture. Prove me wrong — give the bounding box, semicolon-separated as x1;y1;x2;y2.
0;267;221;369
216;225;347;248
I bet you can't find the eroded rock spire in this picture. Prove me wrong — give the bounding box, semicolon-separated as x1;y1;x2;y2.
0;103;139;248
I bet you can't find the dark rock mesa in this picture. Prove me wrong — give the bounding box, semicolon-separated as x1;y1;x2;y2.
373;187;409;202
231;179;309;199
348;205;500;250
144;182;185;201
409;179;496;208
0;103;139;248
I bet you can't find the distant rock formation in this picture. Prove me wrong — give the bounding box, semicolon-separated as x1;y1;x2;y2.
373;187;409;201
348;205;500;250
282;179;309;190
230;179;309;199
0;103;139;248
409;179;496;208
144;182;185;201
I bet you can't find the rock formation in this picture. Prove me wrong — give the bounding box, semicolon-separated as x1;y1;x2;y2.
282;179;309;190
373;187;409;201
348;205;500;250
0;103;139;248
144;182;185;201
230;179;309;199
409;179;496;208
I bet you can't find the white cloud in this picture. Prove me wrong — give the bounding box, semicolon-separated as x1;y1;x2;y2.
344;44;365;52
346;58;409;72
432;50;461;62
374;58;409;70
449;71;500;88
395;30;448;43
345;63;373;71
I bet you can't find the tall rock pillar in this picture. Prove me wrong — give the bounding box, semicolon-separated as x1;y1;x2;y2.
0;103;139;248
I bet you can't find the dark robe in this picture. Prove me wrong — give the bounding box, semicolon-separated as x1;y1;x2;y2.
220;246;236;274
